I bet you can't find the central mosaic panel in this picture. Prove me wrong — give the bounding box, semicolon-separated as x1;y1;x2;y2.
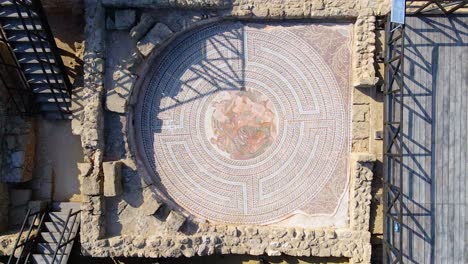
135;22;352;225
206;88;278;160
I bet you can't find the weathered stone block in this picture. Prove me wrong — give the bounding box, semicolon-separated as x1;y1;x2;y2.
353;87;371;105
266;248;282;256
269;7;285;18
114;69;135;95
311;0;325;10
354;77;379;88
130;12;157;40
81;212;105;240
106;92;127;114
352;105;370;122
252;7;269;17
10;189;32;207
352;139;369;152
78;162;93;177
83;196;105;216
285;7;304;17
115;9;136;30
103;161;122;197
137;23;173;57
352;121;370;140
71;115;83;136
106;69;136;114
166;211;186;232
82;175;102;196
141;188;162;215
352;152;377;163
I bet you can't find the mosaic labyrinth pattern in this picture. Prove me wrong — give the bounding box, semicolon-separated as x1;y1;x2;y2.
135;22;352;224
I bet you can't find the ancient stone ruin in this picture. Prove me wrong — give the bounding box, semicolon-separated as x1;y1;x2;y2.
0;0;390;263
75;1;388;263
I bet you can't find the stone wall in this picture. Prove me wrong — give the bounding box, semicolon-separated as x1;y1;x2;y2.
0;104;37;241
0;116;35;183
80;154;375;264
101;0;390;17
0;56;36;234
0;43;37;184
78;0;107;242
76;0;389;263
0;38;38;248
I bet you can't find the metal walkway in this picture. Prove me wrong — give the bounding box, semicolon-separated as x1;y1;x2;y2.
385;14;467;263
8;202;81;264
0;0;72;119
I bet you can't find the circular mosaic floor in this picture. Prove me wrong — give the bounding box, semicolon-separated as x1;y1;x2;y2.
135;22;352;225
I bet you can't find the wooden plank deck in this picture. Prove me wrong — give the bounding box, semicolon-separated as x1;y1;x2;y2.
400;15;467;263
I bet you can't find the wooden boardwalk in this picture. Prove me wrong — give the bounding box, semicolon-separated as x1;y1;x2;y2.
400;15;467;263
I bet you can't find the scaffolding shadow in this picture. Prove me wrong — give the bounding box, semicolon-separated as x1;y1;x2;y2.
138;22;253;200
398;14;467;263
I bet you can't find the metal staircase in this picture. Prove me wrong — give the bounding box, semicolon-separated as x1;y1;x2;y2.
0;0;72;119
8;202;81;264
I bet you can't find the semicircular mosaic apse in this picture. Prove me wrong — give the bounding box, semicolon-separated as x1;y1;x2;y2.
134;22;352;225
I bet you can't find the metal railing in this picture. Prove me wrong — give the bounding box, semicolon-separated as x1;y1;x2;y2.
7;207;47;264
0;25;33;114
382;1;468;264
382;14;405;264
51;209;81;264
406;0;468;14
0;0;72;118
